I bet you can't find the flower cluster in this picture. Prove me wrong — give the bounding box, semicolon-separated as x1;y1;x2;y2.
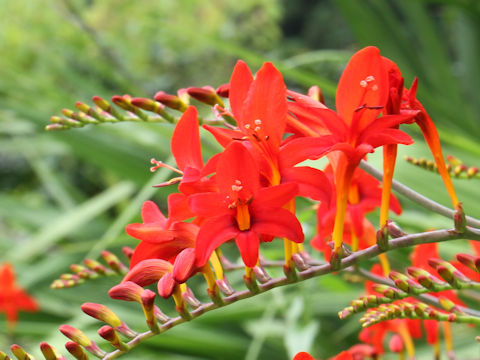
115;46;460;326
4;44;478;360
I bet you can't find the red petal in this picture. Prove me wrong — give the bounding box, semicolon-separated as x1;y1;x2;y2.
229;60;254;121
331;143;374;165
172;248;197;283
235;231;260;267
195;214;239;267
423;319;438;345
336;46;388;126
126;222;175;243
0;263;15;289
167;193;194;222
252;207;304;243
362;128;413;149
188;192;228;217
216;142;260;199
253;182;298;209
122;259;172;287
314;108;348;138
242;62;287;149
14;289;39;312
171;106;203;171
202;124;242;148
281;166;332;204
278;135;336;169
128;221;197;268
141;201;167;225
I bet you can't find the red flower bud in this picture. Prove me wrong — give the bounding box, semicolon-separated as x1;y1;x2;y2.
109;281;144;302
64;342;88;360
154;91;188;111
157;273;175;299
40;342;65;360
81;303;122;327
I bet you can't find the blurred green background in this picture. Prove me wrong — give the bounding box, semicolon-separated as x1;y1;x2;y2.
1;0;480;358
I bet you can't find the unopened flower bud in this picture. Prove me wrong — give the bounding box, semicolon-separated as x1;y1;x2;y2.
40;342;65;360
123;259;173;287
111;95;135;112
109;281;143;302
456;253;480;273
388;271;410;292
92;96;111;112
154;91;188;111
362;295;379;307
215;84;230;98
122;246;134;260
467;167;478;178
101;250;128;274
10;345;32;360
350;299;364;311
187;86;224;107
59;325;90;348
338;306;354;319
75;102;101;121
59;325;106;358
172;248;196;284
453;164;467;177
64;342;88;360
157;273;176;299
98;326;129;351
438;297;457;312
83;259;109;275
70;264;94;278
447;155;462;167
81;303;122;327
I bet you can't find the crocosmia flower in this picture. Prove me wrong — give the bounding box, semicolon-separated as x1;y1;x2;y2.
0;263;39;327
190;141;304;267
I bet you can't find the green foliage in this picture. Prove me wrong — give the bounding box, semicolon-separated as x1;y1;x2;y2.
2;0;480;359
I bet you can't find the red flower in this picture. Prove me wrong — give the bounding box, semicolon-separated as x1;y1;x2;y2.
0;263;39;326
125;196;197;269
190;142;304;267
312;47;415;254
205;61;332;204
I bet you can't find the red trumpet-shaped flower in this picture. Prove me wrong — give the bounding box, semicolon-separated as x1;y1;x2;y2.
204;61;332;205
0;263;39;327
312;47;415;254
125;195;197;269
190;142;304;268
